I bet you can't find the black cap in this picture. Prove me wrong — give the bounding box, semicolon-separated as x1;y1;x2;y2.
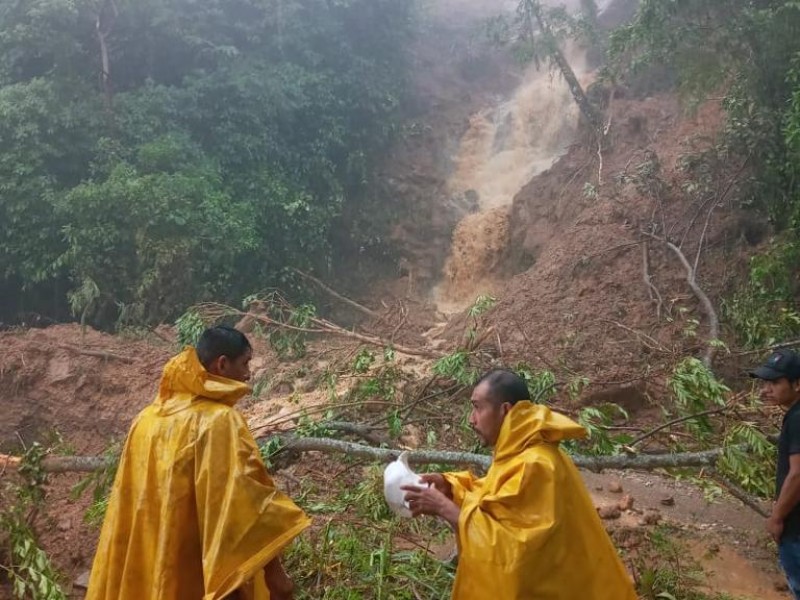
750;349;800;381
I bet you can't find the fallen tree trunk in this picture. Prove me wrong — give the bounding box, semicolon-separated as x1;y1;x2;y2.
1;454;110;473
0;438;740;474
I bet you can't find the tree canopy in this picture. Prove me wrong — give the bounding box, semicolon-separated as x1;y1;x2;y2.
0;0;415;326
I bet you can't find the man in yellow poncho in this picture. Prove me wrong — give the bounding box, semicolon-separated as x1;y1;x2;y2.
86;326;311;600
402;369;637;599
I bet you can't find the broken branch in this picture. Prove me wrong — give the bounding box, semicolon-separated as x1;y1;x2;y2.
707;467;769;518
291;269;380;319
56;344;134;364
642;241;665;320
630;404;733;448
197;302;443;359
642;231;720;368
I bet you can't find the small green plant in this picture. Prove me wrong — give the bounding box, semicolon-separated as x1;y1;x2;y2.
464;294;496;345
175;309;206;348
565;376;590;401
351;466;394;522
433;351;478;386
259;437;285;470
724;240;800;348
268;303;316;360
251;375;272;399
718;423;776;498
353;348;377;374
322;368;339;401
352;362;402;403
387;410;403;439
67;277;100;333
467;294;496;318
284;521;455;599
514;364;557;403
561;404;631;456
295;413;334;438
0;443;67;599
669;358;729;438
70;443;121;527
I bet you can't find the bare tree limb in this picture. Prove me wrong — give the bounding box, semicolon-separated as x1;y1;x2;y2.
676;194;715;248
630;404;735;447
198;302;443;359
642;241;664;320
602;319;671;354
707;467;770;518
96;0;119;111
597;138;604;188
642;231;720;368
734;339;800;357
321;421;390;446
56;344;134;364
693;199;719;275
291;269;380;319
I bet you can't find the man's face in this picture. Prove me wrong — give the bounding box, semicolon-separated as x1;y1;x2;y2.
468;381;511;447
760;377;800;408
209;347;253;383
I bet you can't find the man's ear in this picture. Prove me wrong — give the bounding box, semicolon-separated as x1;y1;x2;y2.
501;402;513;415
207;355;227;376
217;355;230;374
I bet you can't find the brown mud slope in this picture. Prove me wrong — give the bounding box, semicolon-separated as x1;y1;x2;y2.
0;325;172;454
0;326;173;599
481;92;767;391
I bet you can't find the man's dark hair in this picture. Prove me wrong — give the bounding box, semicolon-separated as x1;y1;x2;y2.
196;326;251;369
475;369;531;406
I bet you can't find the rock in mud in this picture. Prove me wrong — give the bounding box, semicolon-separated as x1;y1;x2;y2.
660;495;675;507
639;510;662;526
598;505;622;520
775;580;789;592
617;494;634;511
57;517;72;532
74;571;91;589
608;481;623;494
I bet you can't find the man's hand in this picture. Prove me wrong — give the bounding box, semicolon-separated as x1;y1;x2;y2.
402;484;460;528
419;473;453;500
767;514;785;543
265;558;294;600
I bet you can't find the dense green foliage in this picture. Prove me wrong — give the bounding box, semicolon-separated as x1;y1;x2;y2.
0;0;415;326
609;0;800;346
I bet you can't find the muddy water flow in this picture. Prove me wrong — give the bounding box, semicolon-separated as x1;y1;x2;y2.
434;48;589;314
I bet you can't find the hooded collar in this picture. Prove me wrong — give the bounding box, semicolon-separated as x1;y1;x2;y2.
153;347;250;415
493;401;587;462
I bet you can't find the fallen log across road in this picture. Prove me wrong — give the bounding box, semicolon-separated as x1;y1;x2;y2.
0;436;740;474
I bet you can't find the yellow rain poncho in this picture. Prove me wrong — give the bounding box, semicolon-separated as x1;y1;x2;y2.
443;402;637;600
86;348;310;600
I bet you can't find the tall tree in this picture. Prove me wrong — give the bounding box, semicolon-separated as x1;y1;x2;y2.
520;0;604;137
